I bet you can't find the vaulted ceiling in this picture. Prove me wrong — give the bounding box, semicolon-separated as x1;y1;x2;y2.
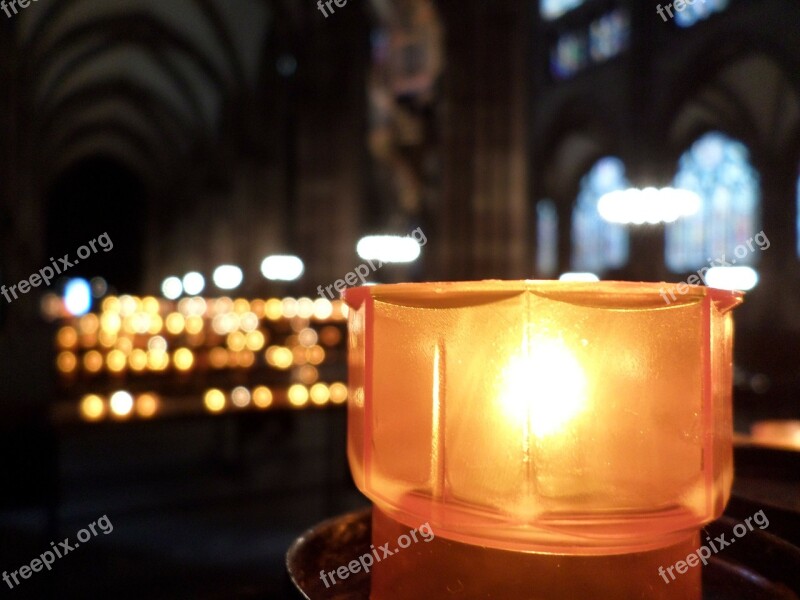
15;0;272;190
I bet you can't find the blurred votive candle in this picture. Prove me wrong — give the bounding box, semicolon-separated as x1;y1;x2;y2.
344;281;743;599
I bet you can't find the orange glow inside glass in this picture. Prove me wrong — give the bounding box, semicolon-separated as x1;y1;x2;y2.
344;281;743;555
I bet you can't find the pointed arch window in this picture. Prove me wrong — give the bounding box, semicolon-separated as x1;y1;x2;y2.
571;157;630;273
536;200;559;277
666;132;760;272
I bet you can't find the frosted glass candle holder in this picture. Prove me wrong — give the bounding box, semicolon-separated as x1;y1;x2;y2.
344;281;743;555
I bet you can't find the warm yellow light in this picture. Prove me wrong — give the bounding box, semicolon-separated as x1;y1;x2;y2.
231;386;251;407
331;300;348;320
83;350;103;373
100;312;121;334
233;298;250;314
208;347;228;368
119;295;139;316
240;312;259;332
292;345;307;365
185;315;204;335
204;389;226;412
227;331;246;352
148;336;167;352
147;314;163;335
253;386;273;408
106;349;127;373
115;337;133;354
147;350;169;371
329;382;348;404
187;295;207;315
313;298;333;320
124;315;142;335
212;297;233;315
129;348;148;371
307;345;326;365
102;296;120;313
298;328;318;347
266;346;293;369
142;296;160;314
236;350;255;368
288;384;309;407
109;390;134;417
282;298;298;318
80;394;105;420
173;348;194;371
250;299;265;317
57;326;78;348
57;351;77;373
245;330;265;351
212;313;234;335
498;338;588;438
79;313;99;335
165;312;185;335
297;297;315;319
310;383;330;405
265;298;283;320
97;330;115;348
123;316;139;337
136;393;159;418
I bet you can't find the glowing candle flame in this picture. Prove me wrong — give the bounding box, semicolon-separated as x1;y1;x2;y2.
499;338;587;438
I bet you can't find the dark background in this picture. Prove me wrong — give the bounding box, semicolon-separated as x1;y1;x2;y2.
0;0;798;598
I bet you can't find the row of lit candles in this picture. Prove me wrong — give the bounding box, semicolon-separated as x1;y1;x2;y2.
78;382;349;421
55;311;343;347
43;294;348;323
58;345;331;379
56;322;342;352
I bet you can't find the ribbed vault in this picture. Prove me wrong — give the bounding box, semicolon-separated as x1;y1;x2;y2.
16;0;271;190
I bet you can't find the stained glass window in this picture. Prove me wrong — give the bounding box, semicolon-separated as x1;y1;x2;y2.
550;31;589;80
673;0;730;28
589;9;631;62
540;0;586;21
551;9;630;80
571;157;630;273
665;132;760;272
536;200;559;277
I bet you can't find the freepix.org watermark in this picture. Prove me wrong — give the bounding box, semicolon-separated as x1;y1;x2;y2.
658;510;769;584
1;0;36;19
316;227;427;300
3;514;113;590
659;230;769;305
656;0;705;22
316;0;350;18
319;522;434;589
1;232;113;305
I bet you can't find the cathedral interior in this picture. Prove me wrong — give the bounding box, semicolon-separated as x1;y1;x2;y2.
0;0;799;597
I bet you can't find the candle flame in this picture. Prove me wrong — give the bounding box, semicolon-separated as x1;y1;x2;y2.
499;338;587;438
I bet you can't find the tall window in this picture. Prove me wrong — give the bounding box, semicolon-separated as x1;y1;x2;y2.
666;132;760;272
550;31;589;80
571;157;630;273
589;9;630;63
551;9;630;80
541;0;586;21
674;0;729;28
536;200;558;277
